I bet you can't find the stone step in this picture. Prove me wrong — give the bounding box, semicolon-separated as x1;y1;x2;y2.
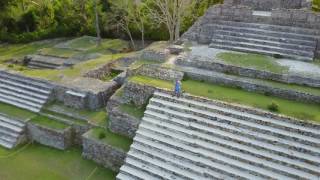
28;61;60;69
0;95;40;112
128;148;197;180
0;138;14;149
119;162;160;180
130;142;213;179
0;78;51;95
146;104;320;165
154;92;320;139
154;93;320;142
116;172;141;180
213;20;320;36
210;39;314;58
0;88;46;105
212;34;316;52
0;71;53;91
151;96;320;148
209;43;313;61
142;113;320;178
138;124;273;180
30;59;62;67
0;113;25;128
0;120;23;134
0;93;42;109
0;83;49;100
206;24;317;41
133;136;230;179
213;30;317;47
125;156;172;179
142;111;320;177
148;100;320;156
0;127;20;139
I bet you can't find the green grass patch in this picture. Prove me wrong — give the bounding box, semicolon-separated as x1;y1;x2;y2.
38;48;77;58
119;103;146;119
129;75;320;122
30;116;69;130
0;143;116;180
0;40;58;63
44;102;107;127
217;52;289;74
0;102;36;121
88;128;133;152
129;75;173;90
101;69;122;82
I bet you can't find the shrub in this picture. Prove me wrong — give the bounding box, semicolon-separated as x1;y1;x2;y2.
98;131;106;139
7;64;14;68
273;54;283;59
268;101;279;112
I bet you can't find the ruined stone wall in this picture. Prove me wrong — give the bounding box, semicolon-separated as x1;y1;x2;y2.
27;123;72;150
129;64;184;81
108;107;140;138
183;68;320;104
176;56;320;88
224;0;312;10
82;134;126;172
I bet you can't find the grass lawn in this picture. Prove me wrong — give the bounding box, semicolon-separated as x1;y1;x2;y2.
17;53;126;81
129;75;320;123
0;40;59;63
0;102;36;121
30;116;69;130
39;48;77;58
44;102;107;127
0;143;116;180
217;52;289;74
119;103;146;119
88;128;133;152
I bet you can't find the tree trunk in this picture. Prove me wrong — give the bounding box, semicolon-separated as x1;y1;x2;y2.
94;0;102;46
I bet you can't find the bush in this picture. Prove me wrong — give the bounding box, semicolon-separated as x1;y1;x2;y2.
268;101;279;112
98;131;106;139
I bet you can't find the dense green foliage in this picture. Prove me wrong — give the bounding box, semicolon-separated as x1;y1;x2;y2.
0;0;222;43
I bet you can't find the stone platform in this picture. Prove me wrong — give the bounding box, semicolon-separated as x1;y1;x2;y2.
117;91;320;179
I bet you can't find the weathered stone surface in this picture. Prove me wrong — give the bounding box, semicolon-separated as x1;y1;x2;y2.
27;123;72;150
108;107;140;138
167;45;184;55
176;55;320;88
180;66;320;104
224;0;312;10
123;82;158;106
140;49;169;62
129;64;184;81
82;133;126;172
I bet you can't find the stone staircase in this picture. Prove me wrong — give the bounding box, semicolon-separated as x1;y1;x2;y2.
0;71;53;112
117;91;320;180
27;55;66;69
207;21;319;61
0;113;27;149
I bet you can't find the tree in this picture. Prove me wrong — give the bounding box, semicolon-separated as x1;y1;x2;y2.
146;0;192;43
109;0;136;49
94;0;102;46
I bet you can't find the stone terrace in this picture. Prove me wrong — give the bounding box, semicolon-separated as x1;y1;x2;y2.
182;0;320;61
117;91;320;179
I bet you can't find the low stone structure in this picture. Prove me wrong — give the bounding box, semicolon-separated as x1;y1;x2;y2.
140;50;169;62
224;0;312;11
117;91;320;179
129;64;184;81
108;107;140;138
176;55;320;88
27;122;72;150
182;1;320;60
82;132;127;171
